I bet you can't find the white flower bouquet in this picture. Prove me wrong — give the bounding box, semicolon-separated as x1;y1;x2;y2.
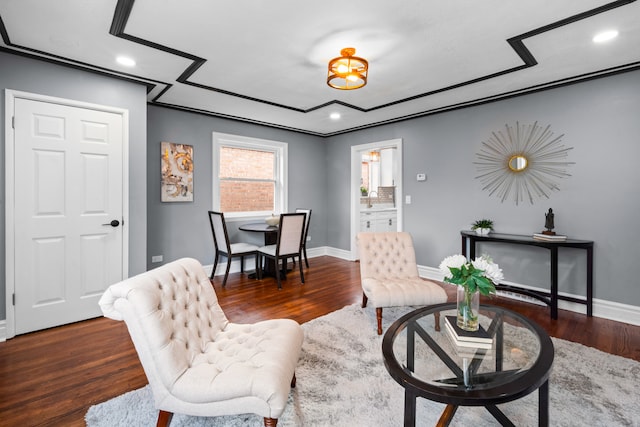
439;254;504;331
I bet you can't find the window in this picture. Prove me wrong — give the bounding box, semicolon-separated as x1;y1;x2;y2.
213;132;287;218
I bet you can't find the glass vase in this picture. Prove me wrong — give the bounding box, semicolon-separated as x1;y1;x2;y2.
457;286;480;331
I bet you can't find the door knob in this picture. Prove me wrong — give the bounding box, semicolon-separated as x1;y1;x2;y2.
102;220;120;227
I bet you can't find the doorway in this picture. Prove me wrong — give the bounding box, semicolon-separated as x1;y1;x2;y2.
350;138;403;259
5;90;129;337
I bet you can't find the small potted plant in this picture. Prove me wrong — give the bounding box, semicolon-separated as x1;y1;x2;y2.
360;186;368;196
471;219;494;235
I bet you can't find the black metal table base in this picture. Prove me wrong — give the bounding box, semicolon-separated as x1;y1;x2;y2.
404;380;548;427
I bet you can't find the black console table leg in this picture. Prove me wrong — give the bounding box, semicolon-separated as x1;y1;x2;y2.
587;246;593;317
550;247;558;320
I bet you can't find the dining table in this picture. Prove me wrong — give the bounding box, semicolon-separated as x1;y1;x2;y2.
239;222;281;278
239;222;279;245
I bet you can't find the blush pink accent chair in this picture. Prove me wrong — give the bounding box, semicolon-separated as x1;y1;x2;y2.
357;232;448;335
99;257;303;427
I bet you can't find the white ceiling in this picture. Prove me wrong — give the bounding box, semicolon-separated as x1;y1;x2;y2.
1;0;638;136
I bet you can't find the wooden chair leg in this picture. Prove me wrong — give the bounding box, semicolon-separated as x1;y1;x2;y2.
376;307;383;335
254;252;259;275
263;417;278;427
156;410;173;427
210;253;219;280
362;292;368;308
222;256;231;288
434;312;441;331
437;404;458;426
303;246;309;268
298;255;305;284
276;258;283;290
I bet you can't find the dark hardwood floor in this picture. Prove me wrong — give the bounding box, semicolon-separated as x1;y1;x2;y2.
1;256;638;426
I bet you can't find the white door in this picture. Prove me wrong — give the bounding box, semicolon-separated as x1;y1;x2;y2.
11;97;125;334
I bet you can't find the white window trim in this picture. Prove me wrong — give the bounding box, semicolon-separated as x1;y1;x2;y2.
212;132;288;221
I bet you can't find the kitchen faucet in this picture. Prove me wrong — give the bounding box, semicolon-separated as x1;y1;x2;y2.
367;191;378;208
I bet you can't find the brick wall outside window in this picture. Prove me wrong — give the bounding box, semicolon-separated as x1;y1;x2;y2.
219;147;275;212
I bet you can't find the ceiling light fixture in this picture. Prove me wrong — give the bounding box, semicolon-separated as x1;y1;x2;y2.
592;30;619;43
116;56;136;67
330;112;341;120
327;47;368;90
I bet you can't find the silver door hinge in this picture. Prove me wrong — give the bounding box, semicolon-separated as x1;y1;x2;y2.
12;293;15;305
12;116;15;129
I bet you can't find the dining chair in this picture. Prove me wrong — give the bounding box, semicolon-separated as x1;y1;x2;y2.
293;208;312;268
208;210;259;287
257;212;306;290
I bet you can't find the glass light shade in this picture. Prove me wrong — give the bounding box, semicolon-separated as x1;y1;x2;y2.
327;47;368;90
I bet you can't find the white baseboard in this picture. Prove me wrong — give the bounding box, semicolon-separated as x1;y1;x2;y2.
418;265;640;326
0;320;6;342
322;246;354;261
205;252;640;326
206;254;640;326
204;246;344;277
2;251;635;340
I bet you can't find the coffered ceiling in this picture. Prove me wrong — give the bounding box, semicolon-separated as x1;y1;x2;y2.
1;0;638;136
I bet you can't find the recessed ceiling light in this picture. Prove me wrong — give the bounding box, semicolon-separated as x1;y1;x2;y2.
592;30;619;43
116;56;136;67
330;112;341;120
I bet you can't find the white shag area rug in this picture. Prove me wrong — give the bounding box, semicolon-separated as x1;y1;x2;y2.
86;304;640;426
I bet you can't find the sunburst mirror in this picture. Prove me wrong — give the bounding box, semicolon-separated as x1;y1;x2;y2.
474;122;574;205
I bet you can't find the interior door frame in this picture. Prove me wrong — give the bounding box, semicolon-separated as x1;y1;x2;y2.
350;138;403;259
4;89;129;339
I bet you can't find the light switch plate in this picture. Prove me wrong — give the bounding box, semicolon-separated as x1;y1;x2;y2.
416;173;427;181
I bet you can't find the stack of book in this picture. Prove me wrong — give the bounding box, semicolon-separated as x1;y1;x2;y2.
532;233;567;242
444;316;493;350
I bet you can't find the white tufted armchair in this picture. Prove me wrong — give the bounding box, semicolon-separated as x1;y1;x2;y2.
99;257;303;427
357;232;448;335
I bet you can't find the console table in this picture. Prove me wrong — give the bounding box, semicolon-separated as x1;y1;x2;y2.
460;230;594;319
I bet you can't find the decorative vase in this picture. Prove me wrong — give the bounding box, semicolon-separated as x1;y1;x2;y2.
265;215;280;226
475;227;491;235
457;286;480;331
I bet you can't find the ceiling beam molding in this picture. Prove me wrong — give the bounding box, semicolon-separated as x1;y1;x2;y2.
108;0;638;116
0;4;163;95
109;0;307;113
0;0;636;137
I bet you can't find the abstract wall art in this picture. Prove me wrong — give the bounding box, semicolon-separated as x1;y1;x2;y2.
161;142;194;202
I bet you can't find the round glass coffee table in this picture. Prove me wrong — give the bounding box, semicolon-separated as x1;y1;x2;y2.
382;303;554;426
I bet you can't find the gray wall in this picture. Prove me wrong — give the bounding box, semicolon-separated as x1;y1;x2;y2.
2;49;638;322
146;106;326;269
0;51;148;320
327;70;640;307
